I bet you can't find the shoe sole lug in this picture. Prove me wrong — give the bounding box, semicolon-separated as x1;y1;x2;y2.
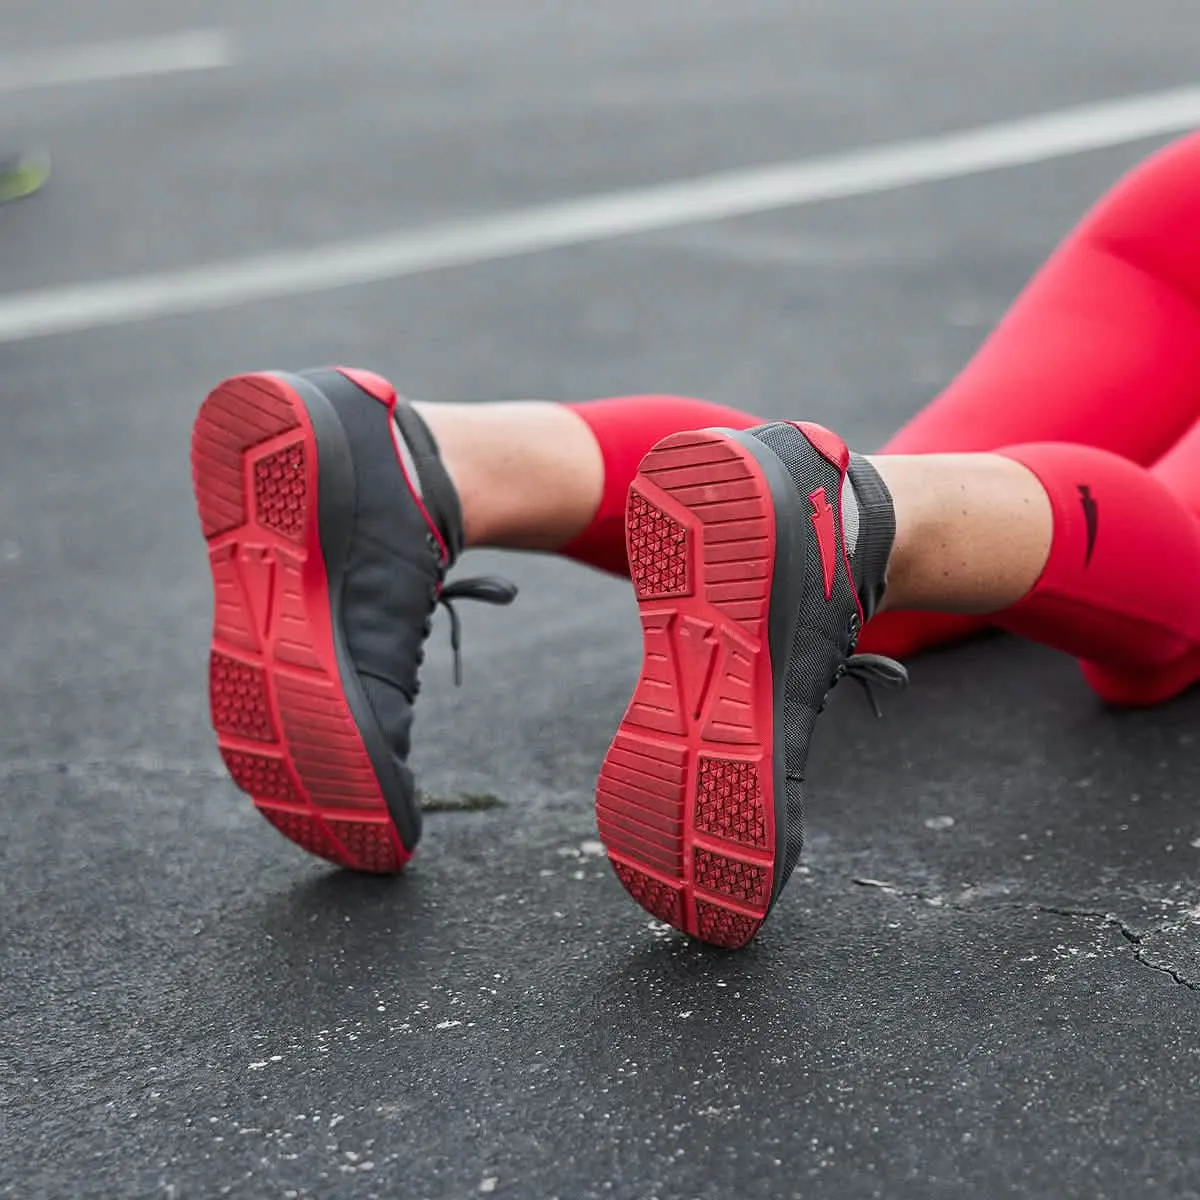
597;429;788;949
191;372;412;874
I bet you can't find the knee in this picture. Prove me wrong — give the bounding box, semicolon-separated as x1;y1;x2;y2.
1083;133;1200;295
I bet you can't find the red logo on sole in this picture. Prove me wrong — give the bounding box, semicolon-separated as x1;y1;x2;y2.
809;487;837;601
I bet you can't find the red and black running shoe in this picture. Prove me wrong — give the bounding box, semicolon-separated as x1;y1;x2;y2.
190;367;516;872
596;420;906;947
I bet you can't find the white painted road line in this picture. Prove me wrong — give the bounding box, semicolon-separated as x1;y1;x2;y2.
1;86;1198;344
0;29;235;93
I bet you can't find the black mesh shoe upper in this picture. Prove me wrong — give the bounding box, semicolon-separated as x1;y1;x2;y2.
300;368;516;777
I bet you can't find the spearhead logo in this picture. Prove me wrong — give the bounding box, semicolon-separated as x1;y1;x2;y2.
1077;484;1098;566
809;487;837;601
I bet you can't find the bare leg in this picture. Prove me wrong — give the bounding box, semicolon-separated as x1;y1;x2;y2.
416;401;603;551
413;394;1200;711
871;454;1052;614
416;393;765;567
417;397;1055;620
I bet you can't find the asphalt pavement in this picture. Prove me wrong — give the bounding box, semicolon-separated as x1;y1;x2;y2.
4;2;1200;1197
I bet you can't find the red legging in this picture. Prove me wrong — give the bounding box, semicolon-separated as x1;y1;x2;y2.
558;132;1200;705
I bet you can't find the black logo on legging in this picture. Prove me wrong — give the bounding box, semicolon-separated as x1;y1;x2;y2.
1078;485;1098;566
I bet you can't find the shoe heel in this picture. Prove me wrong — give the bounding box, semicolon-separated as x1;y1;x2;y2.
597;429;779;948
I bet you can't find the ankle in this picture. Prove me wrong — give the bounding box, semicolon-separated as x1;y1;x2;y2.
414;401;605;551
865;455;939;613
867;453;1052;614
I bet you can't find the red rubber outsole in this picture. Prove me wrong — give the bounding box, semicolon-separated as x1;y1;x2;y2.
597;430;778;949
190;373;411;874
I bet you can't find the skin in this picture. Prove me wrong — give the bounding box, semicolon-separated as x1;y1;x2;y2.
415;401;1053;614
869;453;1052;614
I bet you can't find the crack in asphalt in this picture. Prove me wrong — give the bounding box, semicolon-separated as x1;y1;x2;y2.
1032;904;1198;990
852;879;1200;990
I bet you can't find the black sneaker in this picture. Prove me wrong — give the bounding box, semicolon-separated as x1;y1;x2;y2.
190;367;516;872
596;420;906;947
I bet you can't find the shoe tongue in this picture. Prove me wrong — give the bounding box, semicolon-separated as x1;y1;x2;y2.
839;475;861;558
390;402;465;564
845;453;896;622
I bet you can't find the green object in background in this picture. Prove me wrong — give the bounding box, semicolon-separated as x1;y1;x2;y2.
0;149;50;202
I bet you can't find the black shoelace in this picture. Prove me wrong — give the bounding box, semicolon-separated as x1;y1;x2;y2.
831;652;909;718
416;529;518;689
438;575;519;685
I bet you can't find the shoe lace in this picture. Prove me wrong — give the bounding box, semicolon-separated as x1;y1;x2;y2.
437;574;519;685
416;530;518;688
828;652;909;718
